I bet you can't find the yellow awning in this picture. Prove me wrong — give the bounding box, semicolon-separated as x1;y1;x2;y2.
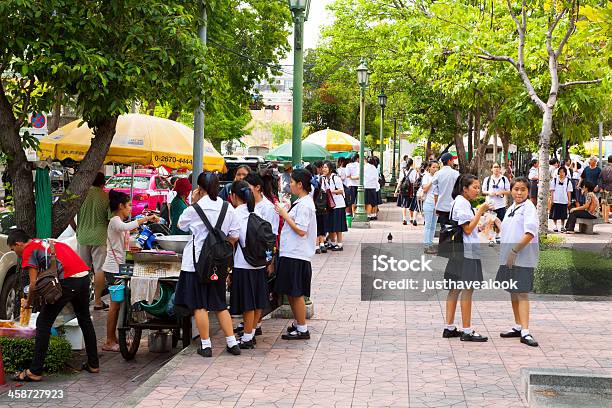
39;114;226;172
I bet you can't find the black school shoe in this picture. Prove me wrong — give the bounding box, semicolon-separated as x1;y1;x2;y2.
460;331;488;342
197;347;212;358
233;324;244;333
520;334;539;347
282;330;310;340
500;328;522;338
287;323;297;333
331;245;343;251
238;339;255;349
442;328;463;338
226;345;242;355
255;327;262;336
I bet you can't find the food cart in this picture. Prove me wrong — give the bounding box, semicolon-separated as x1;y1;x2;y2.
116;251;192;361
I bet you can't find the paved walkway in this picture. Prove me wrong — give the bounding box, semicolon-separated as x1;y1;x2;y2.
127;204;612;408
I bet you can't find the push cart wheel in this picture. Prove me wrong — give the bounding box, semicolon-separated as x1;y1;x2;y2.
181;316;192;349
118;327;142;360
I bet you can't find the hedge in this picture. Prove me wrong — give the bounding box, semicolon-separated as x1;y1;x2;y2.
534;248;612;296
0;336;72;374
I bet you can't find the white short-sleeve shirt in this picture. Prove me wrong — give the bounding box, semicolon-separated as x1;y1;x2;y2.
177;195;239;272
364;163;379;189
345;162;359;187
528;167;539;181
255;197;279;235
452;195;480;259
279;195;317;262
337;167;347;185
322;174;346;208
499;200;539;268
550;177;573;205
482;175;509;210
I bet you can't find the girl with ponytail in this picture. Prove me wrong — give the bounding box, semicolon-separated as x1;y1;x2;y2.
229;180;271;349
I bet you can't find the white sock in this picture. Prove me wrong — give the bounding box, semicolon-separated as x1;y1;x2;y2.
201;338;211;349
296;324;308;333
463;327;473;334
337;243;343;248
446;324;456;331
226;335;238;348
242;332;253;342
402;216;406;221
521;329;530;337
512;324;522;331
251;329;256;337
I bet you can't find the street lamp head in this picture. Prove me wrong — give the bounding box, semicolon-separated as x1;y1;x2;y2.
288;0;311;18
378;88;387;108
357;59;369;87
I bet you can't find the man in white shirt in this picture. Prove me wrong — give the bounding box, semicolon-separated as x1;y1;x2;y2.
432;153;460;227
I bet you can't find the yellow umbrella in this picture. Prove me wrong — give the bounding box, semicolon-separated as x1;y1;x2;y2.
38;113;226;172
303;128;360;152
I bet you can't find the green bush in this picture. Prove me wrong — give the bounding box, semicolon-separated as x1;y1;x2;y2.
534;249;612;295
539;234;565;249
470;195;486;207
0;336;72;374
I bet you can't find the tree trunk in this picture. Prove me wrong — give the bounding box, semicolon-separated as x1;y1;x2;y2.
425;126;433;159
48;93;62;134
500;131;510;170
168;110;180;121
453;111;468;173
467;111;473;161
51;116;118;237
537;108;553;235
146;100;156;115
0;85;37;236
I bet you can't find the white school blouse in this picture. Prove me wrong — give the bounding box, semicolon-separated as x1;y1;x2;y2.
279;195;317;262
345;162;359;187
528;167;539;181
549;177;573;205
322;174;346;208
482;175;509;210
177;195;239;272
364;163;379;189
451;195;481;260
499;200;539;268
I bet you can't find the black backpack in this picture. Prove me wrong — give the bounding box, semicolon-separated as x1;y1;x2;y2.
240;212;277;267
400;169;415;198
192;202;234;284
438;203;472;259
314;177;328;214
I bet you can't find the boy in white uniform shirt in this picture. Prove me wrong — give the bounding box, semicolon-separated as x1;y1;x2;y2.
482;163;510;245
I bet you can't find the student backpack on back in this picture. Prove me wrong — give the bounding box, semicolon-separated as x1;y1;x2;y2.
314;186;329;214
192;202;234;284
437;204;465;259
400;169;414;198
240;213;277;267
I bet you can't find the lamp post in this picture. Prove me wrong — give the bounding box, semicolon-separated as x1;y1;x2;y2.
353;59;370;226
390;118;398;185
378;88;387;177
193;1;207;177
288;0;311;168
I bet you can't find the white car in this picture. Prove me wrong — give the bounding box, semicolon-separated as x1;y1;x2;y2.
0;225;81;320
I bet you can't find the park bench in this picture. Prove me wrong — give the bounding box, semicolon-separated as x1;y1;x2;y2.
576;217;604;235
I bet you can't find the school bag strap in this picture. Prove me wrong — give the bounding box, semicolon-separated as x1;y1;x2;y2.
191;201;229;265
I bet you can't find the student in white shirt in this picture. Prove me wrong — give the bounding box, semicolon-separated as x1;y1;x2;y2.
495;177;540;347
274;169;317;340
420;161;439;253
321;160;347;250
364;157;380;220
228;180;270;350
443;175;490;343
394;158;419;225
482;163;511;244
102;190;158;353
548;167;573;232
527;159;539;205
345;154;360;215
174;172;241;357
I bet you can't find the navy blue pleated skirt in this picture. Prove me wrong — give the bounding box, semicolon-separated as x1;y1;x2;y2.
549;203;568;220
444;257;484;284
365;188;378;206
230;267;269;315
275;257;312;297
325;207;348;233
174;270;227;312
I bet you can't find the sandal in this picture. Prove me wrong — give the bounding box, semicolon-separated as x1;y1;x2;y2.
12;369;41;382
94;301;109;311
81;362;100;373
102;343;120;352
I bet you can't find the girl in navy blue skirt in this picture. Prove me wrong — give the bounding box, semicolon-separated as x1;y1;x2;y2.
229;180;271;349
274;169;318;340
174;172;241;357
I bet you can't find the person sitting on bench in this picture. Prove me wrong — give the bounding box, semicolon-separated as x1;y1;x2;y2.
565;181;599;234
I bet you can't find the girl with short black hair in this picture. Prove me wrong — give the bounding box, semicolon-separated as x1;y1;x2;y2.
174;172;241;357
442;175;490;342
548;166;573;232
495;176;540;347
321;160;347;251
274;169;317;340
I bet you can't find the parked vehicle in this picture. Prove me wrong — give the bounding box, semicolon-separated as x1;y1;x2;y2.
105;168;172;216
221;156;265;186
